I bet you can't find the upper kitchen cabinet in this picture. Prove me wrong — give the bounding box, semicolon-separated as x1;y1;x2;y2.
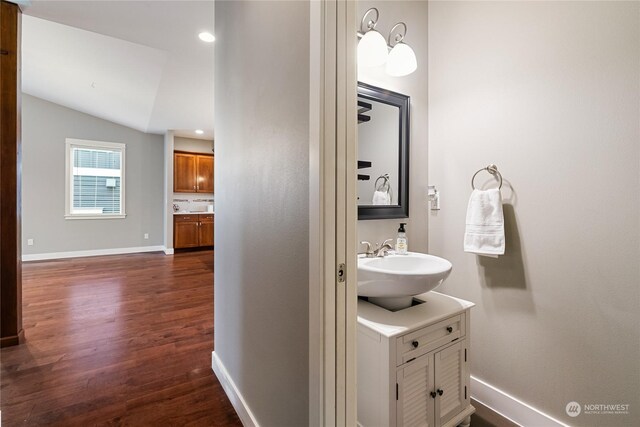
174;151;214;193
197;155;214;193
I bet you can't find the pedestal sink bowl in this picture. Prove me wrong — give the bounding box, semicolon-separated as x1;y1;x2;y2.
357;252;452;310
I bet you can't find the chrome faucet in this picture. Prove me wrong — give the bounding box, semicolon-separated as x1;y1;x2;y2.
360;241;375;258
360;239;394;258
376;239;394;257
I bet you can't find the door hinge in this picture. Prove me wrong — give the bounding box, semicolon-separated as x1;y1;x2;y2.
337;263;346;283
396;383;399;400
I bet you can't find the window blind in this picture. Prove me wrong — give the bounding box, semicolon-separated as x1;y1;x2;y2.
72;148;122;214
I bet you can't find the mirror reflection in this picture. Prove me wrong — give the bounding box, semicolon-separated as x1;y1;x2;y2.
357;100;399;206
357;82;410;220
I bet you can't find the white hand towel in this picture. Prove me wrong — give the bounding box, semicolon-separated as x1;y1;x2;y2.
464;188;505;256
372;190;391;205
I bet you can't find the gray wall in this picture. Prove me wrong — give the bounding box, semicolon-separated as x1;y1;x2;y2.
174;136;213;154
22;94;164;254
214;1;309;426
357;1;429;253
428;2;640;425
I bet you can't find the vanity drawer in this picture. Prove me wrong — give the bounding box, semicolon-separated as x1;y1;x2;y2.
396;313;465;366
174;215;197;222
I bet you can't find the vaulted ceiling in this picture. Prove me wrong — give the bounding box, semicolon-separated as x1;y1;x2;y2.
21;1;214;140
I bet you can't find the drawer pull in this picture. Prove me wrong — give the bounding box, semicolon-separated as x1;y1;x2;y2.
437;389;444;396
430;391;437;399
411;340;419;348
446;326;453;333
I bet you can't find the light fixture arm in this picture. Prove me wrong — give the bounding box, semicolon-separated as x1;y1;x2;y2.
359;7;380;35
387;22;407;47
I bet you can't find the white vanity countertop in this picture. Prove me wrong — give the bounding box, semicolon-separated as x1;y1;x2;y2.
357;291;475;338
173;211;214;215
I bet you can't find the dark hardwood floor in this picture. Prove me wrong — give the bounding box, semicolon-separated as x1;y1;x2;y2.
0;250;241;426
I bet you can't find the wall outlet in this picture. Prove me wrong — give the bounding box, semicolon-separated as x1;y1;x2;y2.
27;238;34;246
144;233;149;239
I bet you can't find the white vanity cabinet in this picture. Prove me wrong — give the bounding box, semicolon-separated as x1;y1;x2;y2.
358;292;475;427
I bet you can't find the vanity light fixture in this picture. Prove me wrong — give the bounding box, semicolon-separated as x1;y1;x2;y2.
198;32;215;43
357;10;417;77
385;23;417;77
195;129;204;135
357;8;388;67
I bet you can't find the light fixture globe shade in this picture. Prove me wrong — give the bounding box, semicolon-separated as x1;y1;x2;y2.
358;30;388;67
386;42;417;77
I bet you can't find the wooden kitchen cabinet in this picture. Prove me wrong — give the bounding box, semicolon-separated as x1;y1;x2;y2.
173;151;214;193
197;155;214;193
198;214;214;246
174;153;197;192
174;214;214;249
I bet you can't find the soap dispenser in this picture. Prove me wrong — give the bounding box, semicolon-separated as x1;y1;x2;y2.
396;223;408;255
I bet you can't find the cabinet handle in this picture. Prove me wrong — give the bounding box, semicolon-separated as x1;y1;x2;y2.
446;326;453;333
437;389;444;396
193;185;196;190
430;391;437;399
197;185;199;190
411;340;419;348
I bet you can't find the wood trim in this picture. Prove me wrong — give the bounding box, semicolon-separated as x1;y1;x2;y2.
470;376;566;427
212;351;259;427
0;329;25;348
22;246;165;262
471;399;520;427
308;1;357;425
0;0;23;348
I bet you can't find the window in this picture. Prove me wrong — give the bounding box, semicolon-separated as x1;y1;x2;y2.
65;139;126;219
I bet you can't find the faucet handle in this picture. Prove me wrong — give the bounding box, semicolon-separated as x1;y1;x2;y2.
360;241;374;257
382;238;394;247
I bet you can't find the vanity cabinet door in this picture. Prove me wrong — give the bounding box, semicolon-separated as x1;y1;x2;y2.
396;354;435;427
434;340;468;427
396;339;469;427
174;153;197;192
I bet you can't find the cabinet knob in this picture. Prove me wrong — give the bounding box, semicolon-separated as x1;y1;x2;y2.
430;391;437;399
411;340;419;349
193;185;196;190
437;389;444;396
446;326;453;333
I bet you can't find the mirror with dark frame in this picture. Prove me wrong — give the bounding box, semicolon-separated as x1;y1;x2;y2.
357;82;410;220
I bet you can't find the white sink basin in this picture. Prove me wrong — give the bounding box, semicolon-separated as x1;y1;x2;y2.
358;252;452;310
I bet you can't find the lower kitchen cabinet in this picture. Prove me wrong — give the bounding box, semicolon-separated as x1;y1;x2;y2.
198;214;214;246
174;214;214;249
358;292;475;427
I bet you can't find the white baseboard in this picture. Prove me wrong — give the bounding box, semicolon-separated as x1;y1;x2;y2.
471;376;569;427
163;247;174;255
22;245;165;262
212;351;259;427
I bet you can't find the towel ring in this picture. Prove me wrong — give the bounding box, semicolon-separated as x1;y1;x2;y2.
471;164;503;190
375;174;390;191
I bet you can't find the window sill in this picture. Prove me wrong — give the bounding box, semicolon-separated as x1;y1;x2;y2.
64;214;126;220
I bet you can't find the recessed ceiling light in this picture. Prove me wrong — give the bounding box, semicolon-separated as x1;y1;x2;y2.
198;32;215;43
195;129;204;135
